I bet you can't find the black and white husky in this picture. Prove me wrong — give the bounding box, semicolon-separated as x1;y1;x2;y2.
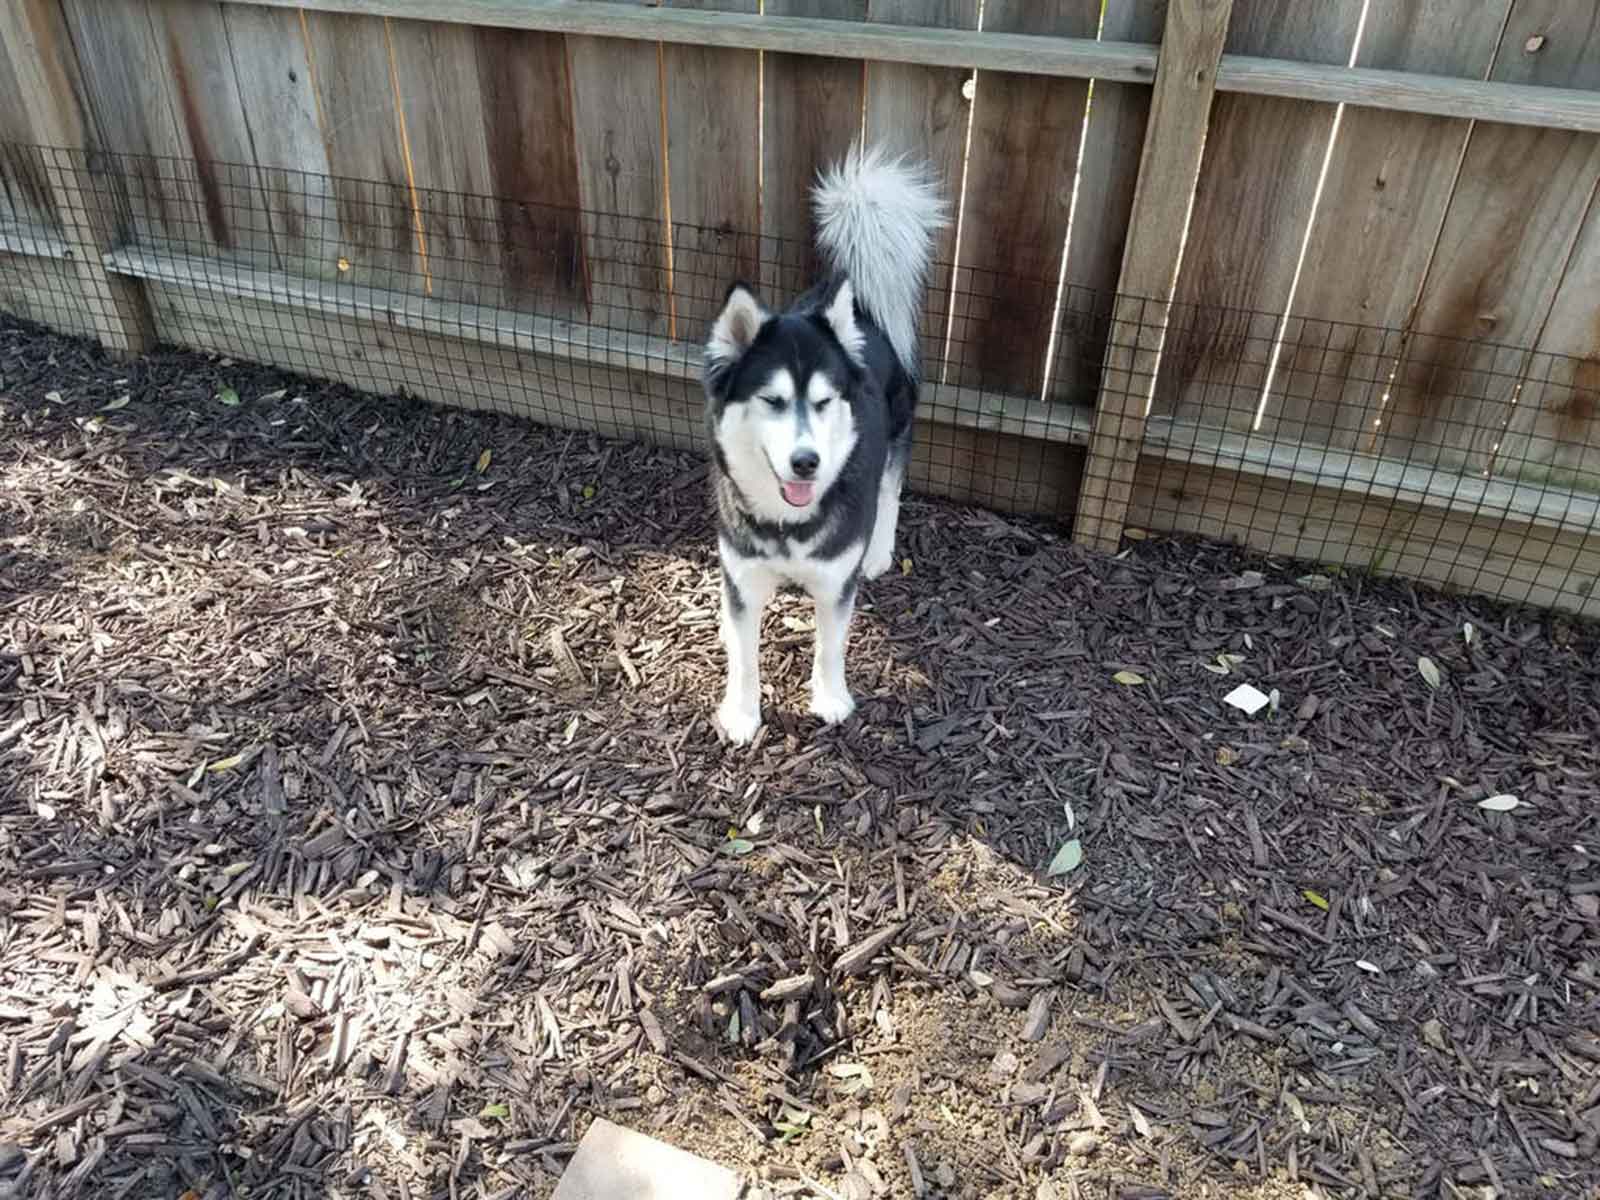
703;142;946;745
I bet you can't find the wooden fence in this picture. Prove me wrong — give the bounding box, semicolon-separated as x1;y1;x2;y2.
3;0;1600;618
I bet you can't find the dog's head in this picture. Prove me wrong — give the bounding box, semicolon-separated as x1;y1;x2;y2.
703;278;866;522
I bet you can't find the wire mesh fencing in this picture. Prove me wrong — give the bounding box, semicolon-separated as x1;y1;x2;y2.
2;141;1597;617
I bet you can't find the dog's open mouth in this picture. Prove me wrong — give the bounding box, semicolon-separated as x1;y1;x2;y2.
780;479;815;507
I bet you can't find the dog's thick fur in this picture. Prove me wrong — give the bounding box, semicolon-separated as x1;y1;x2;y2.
704;142;946;745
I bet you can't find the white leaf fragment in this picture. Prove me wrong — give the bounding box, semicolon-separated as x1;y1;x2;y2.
1047;838;1084;877
1223;683;1271;715
1417;656;1442;689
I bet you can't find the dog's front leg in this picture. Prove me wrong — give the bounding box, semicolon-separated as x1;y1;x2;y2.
809;574;857;726
717;551;774;745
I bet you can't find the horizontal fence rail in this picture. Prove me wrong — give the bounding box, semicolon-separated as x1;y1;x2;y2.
226;0;1600;132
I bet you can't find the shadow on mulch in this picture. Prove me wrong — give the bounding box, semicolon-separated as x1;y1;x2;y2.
2;313;1599;1200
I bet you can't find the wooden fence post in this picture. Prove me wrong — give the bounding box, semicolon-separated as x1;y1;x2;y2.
1071;0;1231;553
0;0;152;355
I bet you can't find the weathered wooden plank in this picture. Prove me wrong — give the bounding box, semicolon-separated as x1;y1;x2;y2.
383;16;503;305
146;0;279;268
566;26;671;334
0;0;152;352
661;0;761;343
228;0;1147;80
59;0;203;251
946;1;1098;397
299;10;421;293
474;25;588;316
146;276;704;445
1265;2;1507;451
1143;415;1600;537
1071;0;1230;553
219;3;343;281
1491;184;1600;495
760;0;866;301
1128;457;1600;619
0;50;57;233
1216;55;1600;133
862;0;976;384
1046;1;1166;405
1380;0;1600;473
0;253;100;340
1154;1;1363;433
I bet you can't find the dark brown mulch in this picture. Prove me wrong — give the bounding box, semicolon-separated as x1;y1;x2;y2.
0;311;1598;1200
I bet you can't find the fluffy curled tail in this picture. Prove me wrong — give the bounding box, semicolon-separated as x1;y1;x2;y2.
811;142;948;379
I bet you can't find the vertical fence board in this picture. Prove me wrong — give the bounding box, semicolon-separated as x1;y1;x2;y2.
863;0;977;388
219;3;341;282
761;0;866;300
1379;0;1600;473
1154;1;1362;432
1072;0;1230;553
947;1;1097;398
382;19;500;306
0;0;153;352
661;0;761;343
566;31;670;335
299;12;419;293
1047;1;1166;405
0;50;57;234
474;26;588;317
1265;1;1506;450
1493;186;1600;493
146;0;277;269
59;0;206;252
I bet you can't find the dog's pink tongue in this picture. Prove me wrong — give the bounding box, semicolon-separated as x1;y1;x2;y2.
781;479;815;507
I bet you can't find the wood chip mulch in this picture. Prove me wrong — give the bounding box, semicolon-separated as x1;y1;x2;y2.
1;313;1598;1200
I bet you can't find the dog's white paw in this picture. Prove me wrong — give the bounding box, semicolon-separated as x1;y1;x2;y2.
809;687;856;727
861;547;893;580
717;698;762;746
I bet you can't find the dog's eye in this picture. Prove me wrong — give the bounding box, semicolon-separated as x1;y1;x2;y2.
763;395;785;411
814;397;832;411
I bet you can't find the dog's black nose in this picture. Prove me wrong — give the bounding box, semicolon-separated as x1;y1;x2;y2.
790;450;819;479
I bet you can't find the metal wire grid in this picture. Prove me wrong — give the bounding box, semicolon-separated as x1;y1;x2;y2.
1;141;1597;616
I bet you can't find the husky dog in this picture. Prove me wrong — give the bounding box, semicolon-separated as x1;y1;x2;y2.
704;143;946;745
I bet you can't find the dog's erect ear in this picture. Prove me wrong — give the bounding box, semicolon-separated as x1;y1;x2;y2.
822;277;866;366
707;283;769;368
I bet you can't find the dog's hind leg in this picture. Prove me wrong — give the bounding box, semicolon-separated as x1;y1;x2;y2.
862;457;903;580
809;572;858;726
718;553;776;745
